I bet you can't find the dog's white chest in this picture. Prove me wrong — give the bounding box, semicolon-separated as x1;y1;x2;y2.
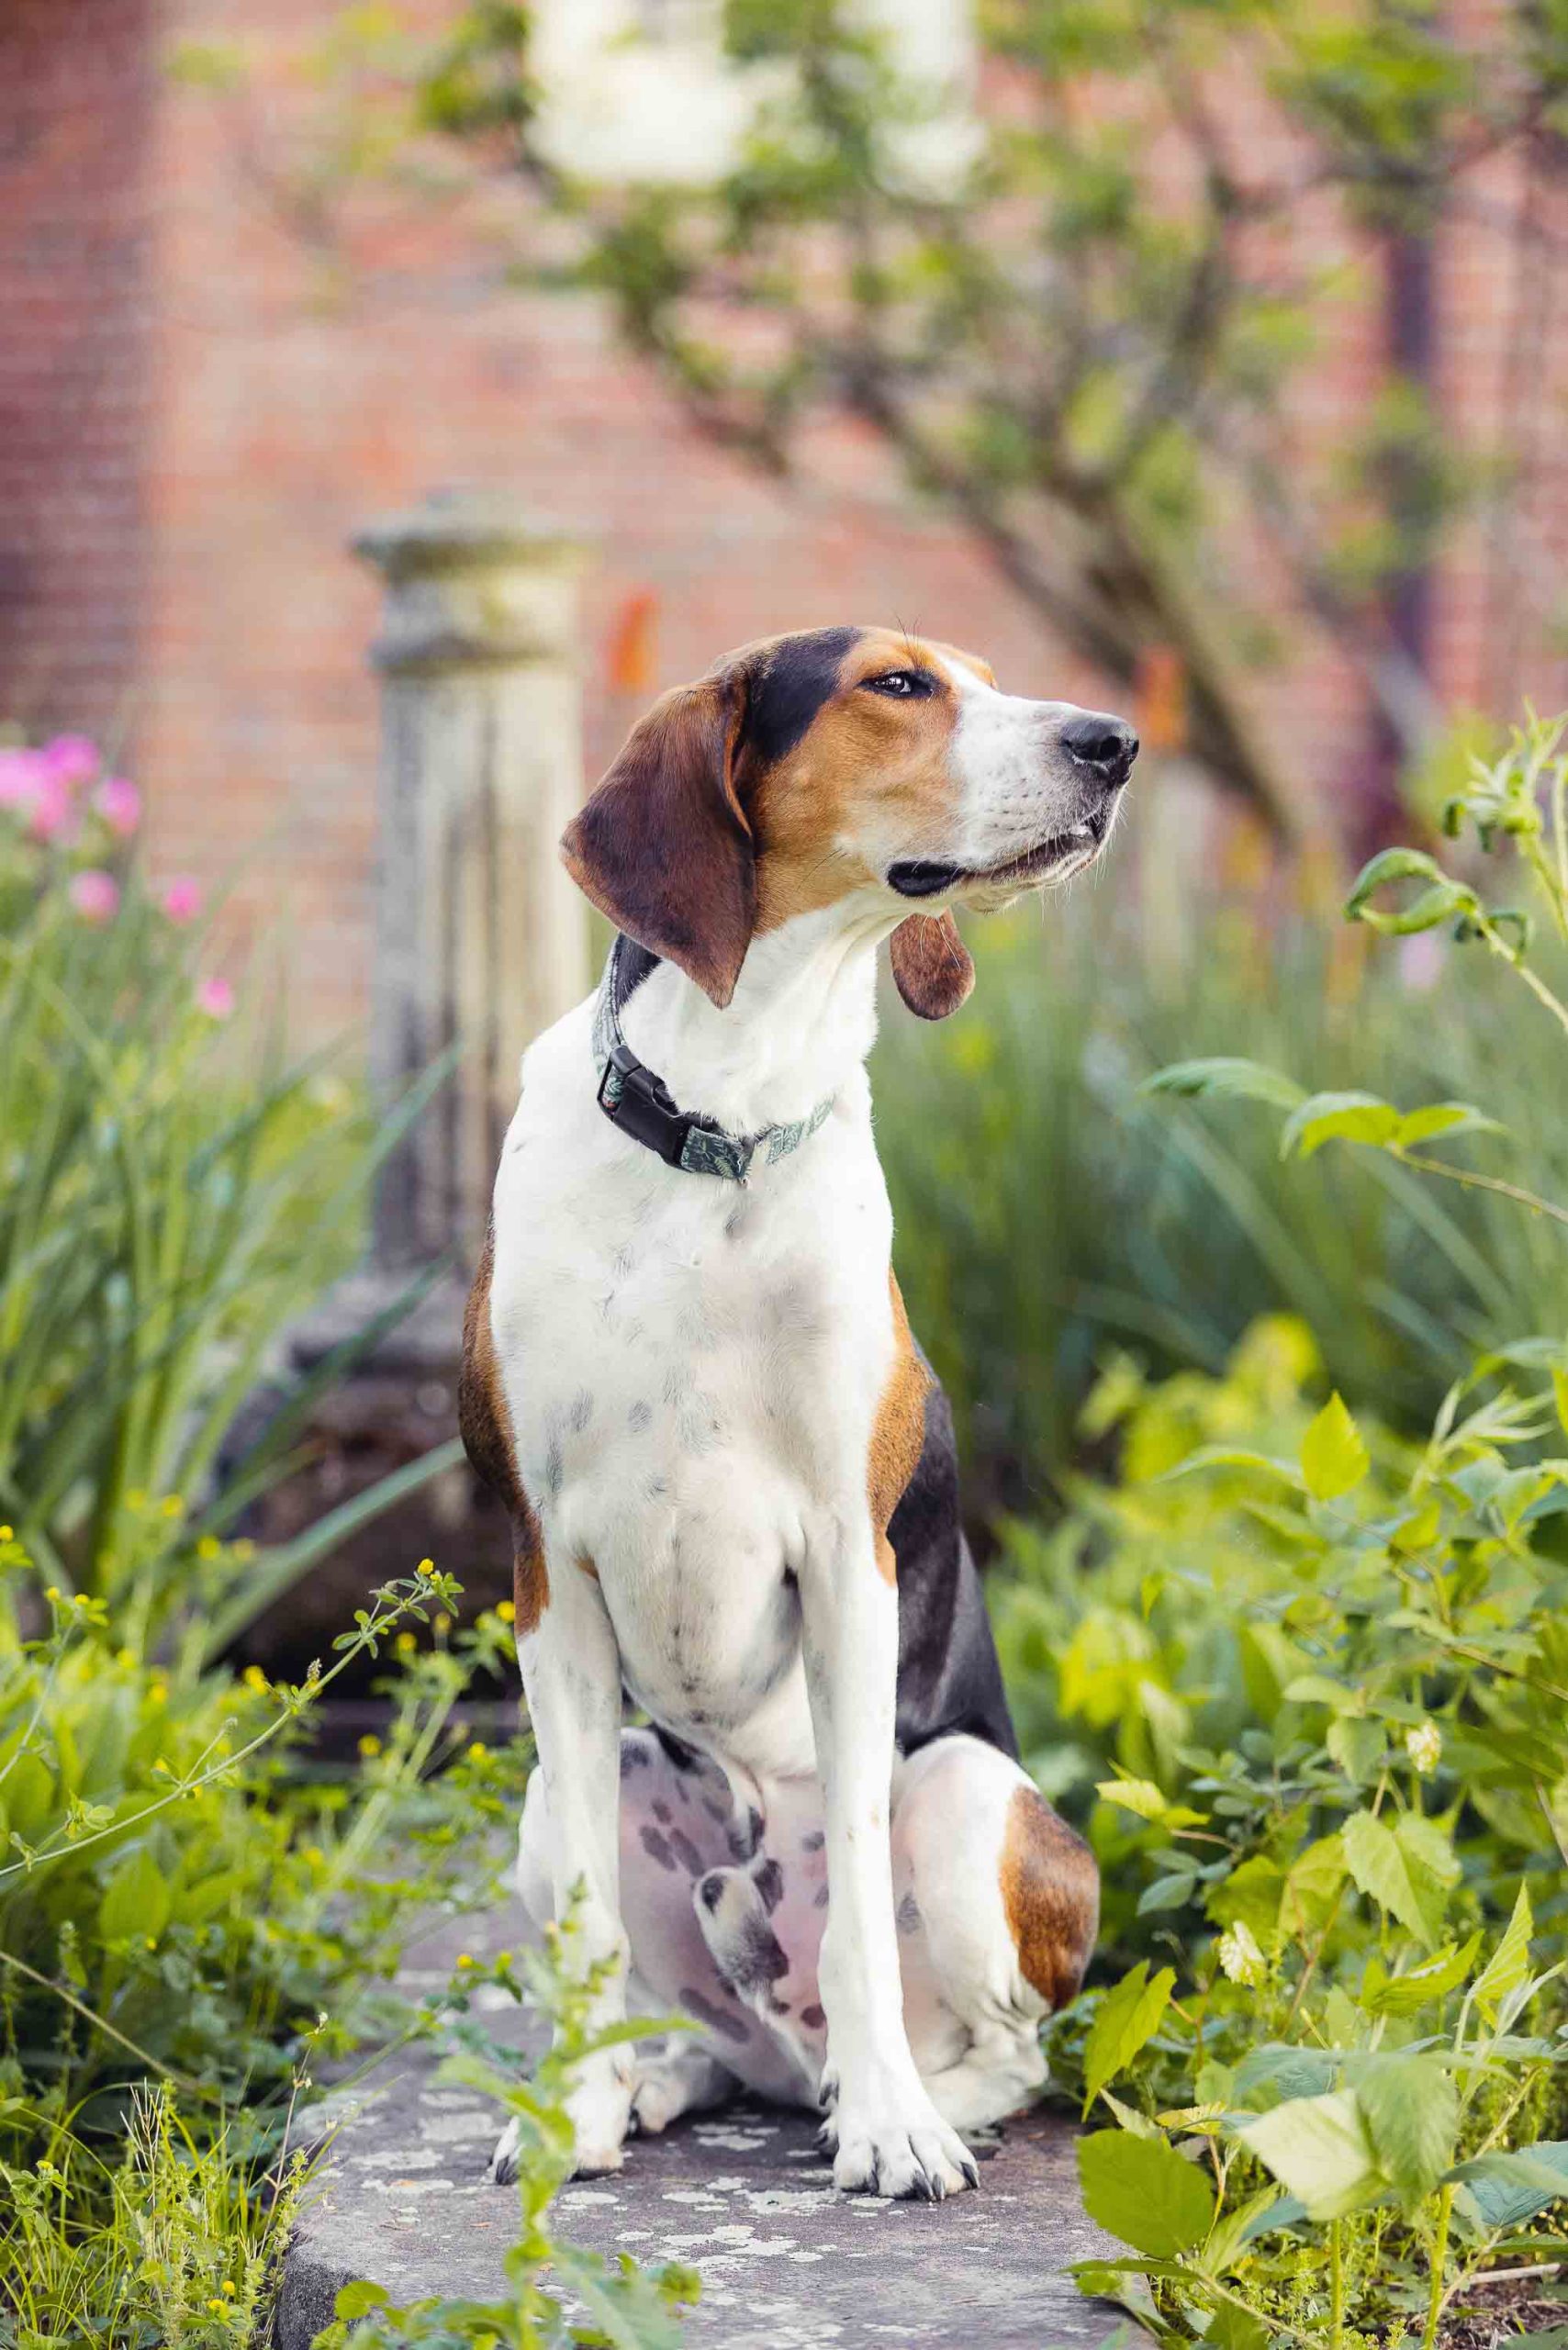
488;1018;892;1774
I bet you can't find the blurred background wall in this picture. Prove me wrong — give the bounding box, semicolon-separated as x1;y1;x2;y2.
2;0;1566;1044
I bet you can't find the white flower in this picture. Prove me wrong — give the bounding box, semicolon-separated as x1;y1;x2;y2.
1216;1921;1269;1987
1406;1720;1442;1777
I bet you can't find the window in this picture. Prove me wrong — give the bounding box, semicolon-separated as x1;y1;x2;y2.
530;1;975;187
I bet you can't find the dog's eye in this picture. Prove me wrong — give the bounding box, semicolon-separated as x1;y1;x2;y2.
861;669;936;699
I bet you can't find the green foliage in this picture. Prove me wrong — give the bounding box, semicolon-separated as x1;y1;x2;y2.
872;869;1568;1512
315;1916;699;2349
0;742;455;1632
0;2084;313;2350
0;1526;531;2341
996;711;1568;2340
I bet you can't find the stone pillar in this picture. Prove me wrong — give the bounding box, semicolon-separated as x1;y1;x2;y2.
354;491;591;1270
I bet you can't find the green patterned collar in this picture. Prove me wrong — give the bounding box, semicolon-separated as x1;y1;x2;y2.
591;937;834;1183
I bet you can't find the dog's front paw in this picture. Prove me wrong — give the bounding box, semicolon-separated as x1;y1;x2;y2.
828;2102;979;2201
487;2071;632;2185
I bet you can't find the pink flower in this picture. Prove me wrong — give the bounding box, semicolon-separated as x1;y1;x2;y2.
94;776;141;836
0;749;75;840
68;869;120;923
0;747;48;809
196;975;235;1020
30;774;77;843
161;875;204;923
40;734;99;789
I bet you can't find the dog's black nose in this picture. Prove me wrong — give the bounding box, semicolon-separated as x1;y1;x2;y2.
1060;711;1138;786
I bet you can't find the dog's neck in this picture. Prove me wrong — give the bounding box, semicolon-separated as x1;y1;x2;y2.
615;898;901;1141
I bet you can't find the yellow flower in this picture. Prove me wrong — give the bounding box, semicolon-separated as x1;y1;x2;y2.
358;1734;382;1759
434;1612;452;1636
465;1740;489;1762
495;1599;515;1625
44;1585;61;1604
145;1935;158;1951
416;1557;436;1577
455;1953;475;1969
242;1665;269;1694
197;1536;221;1561
150;1678;169;1704
395;1631;417;1654
0;1524;12;1541
495;1949;513;1970
207;2300;227;2315
222;2280;237;2298
162;1495;185;1520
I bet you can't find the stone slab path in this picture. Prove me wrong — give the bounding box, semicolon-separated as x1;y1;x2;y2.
277;1916;1124;2350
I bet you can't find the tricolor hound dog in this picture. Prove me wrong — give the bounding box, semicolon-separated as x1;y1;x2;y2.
461;626;1136;2199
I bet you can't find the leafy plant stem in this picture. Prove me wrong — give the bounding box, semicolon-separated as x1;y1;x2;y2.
0;1578;433;1886
1422;2184;1454;2350
0;1948;211;2099
1329;2219;1343;2350
1392;1149;1568;1233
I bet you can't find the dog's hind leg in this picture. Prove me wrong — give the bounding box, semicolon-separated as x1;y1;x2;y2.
890;1734;1098;2134
630;2037;735;2136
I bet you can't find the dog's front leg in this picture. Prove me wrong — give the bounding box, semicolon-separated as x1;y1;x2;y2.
800;1525;979;2199
492;1558;633;2182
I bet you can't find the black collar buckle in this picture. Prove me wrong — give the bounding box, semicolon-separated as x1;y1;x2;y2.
598;1041;692;1168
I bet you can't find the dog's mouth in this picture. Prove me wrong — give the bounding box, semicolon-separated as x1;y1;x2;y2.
887;800;1116;901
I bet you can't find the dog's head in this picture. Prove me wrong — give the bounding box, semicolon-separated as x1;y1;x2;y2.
562;626;1137;1019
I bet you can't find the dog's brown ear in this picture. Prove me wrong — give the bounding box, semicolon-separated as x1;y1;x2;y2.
561;672;753;1008
889;911;974;1020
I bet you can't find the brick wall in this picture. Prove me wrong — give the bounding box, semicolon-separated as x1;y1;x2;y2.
0;0;156;742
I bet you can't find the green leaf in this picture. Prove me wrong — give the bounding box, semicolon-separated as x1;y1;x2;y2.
1082;1961;1176;2116
1327;1715;1384;1783
1206;2305;1271;2350
99;1845;173;1945
1077;2128;1215;2256
1301;1393;1370;1502
1284;1673;1361;1712
1231;2045;1340;2111
1142;1057;1306;1110
1094;1776;1168;1822
1345;849;1475;934
1394;1101;1504;1148
1360;1938;1479;2017
1344;845;1450;912
1233;2090;1383;2221
1446;2144;1568;2231
1281;1091;1400;1160
1472;1881;1533;2024
1350;2053;1459;2206
332;2281;393;2321
1138;1871;1200;1915
1341;1809;1456;1948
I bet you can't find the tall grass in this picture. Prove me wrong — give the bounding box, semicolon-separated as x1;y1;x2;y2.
872;834;1568;1514
0;741;452;1624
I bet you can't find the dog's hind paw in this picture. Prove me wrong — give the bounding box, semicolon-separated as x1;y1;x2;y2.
487;2118;521;2186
